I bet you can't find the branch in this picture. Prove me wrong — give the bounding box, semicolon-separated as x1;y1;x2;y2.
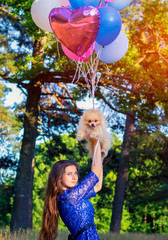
0;73;14;82
40;106;82;114
158;52;168;64
96;90;162;132
104;145;121;167
0;6;21;21
40;92;70;99
33;71;76;84
58;82;78;109
95;90;126;115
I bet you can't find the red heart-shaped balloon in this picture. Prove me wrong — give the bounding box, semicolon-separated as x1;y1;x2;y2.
49;6;100;57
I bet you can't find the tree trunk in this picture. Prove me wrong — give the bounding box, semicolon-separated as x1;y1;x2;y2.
10;37;46;231
110;111;135;233
10;83;41;230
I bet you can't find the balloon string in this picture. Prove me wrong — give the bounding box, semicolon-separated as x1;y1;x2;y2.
92;92;95;109
71;52;101;110
56;39;60;59
91;56;100;110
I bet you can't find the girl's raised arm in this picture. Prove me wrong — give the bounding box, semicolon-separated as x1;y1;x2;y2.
91;139;103;193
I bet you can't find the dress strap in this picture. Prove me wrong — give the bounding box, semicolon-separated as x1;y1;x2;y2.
68;222;95;240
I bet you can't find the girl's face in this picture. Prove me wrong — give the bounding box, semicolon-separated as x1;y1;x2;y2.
60;165;78;190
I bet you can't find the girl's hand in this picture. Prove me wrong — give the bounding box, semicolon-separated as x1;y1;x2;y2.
86;133;99;144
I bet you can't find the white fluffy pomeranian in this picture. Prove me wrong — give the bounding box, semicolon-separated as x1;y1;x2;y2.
77;109;112;159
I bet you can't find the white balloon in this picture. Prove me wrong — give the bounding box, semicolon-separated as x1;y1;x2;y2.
95;30;129;64
31;0;61;32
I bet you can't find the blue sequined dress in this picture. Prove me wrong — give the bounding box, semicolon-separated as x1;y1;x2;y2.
57;171;100;240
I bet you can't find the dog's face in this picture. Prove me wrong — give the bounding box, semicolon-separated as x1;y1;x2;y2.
82;110;104;129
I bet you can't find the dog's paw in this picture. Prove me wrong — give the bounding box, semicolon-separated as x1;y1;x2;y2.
101;150;107;159
77;134;84;141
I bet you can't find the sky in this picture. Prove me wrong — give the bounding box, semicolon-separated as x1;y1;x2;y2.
4;83;24;107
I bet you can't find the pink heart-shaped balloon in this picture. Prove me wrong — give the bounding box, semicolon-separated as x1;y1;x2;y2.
49;6;100;57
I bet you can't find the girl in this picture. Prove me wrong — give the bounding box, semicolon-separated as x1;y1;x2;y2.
39;139;103;240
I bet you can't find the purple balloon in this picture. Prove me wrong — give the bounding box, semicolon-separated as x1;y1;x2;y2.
49;7;100;57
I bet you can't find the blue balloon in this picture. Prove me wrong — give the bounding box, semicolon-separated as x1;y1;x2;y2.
69;0;100;9
108;0;132;11
96;7;122;46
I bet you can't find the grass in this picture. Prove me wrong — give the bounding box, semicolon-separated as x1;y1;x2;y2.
99;232;168;240
0;228;168;240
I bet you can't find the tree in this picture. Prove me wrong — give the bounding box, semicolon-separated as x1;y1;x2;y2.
127;131;168;233
96;0;168;232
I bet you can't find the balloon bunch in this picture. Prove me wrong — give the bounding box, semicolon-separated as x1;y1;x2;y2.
31;0;132;64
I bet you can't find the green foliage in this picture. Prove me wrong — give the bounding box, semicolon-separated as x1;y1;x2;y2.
0;83;22;170
0;130;167;233
0;83;22;225
0;176;15;227
98;0;168;134
32;130;168;234
32;132;129;233
33;132;115;231
127;132;168;233
0;0;168;235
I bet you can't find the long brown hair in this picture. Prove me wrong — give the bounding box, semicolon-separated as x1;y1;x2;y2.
39;160;79;240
